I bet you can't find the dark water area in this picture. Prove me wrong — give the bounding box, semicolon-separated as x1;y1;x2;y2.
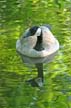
0;0;71;108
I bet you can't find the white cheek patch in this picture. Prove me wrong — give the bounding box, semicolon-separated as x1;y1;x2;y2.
35;28;41;36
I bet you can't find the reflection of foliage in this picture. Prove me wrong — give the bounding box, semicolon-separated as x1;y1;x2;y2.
0;0;71;108
0;72;71;108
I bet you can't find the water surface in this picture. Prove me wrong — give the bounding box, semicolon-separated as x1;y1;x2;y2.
0;0;71;108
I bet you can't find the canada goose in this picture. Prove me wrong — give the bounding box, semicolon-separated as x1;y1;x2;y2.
16;25;59;87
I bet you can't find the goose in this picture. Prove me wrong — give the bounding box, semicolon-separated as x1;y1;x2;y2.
16;25;59;87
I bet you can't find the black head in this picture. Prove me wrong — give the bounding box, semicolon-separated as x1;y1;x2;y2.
24;26;41;38
29;26;39;36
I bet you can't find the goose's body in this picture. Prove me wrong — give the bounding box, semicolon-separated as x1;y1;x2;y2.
16;26;59;63
16;25;59;87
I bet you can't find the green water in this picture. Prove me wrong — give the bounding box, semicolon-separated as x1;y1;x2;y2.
0;0;71;108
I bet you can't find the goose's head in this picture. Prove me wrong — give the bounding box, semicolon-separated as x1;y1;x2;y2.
24;26;42;38
30;26;42;37
24;26;43;51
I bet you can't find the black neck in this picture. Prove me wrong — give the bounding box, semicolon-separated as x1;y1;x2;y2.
34;31;44;51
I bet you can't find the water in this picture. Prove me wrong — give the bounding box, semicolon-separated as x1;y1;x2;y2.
0;0;71;108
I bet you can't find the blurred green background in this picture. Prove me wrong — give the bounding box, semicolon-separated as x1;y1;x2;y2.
0;0;71;108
